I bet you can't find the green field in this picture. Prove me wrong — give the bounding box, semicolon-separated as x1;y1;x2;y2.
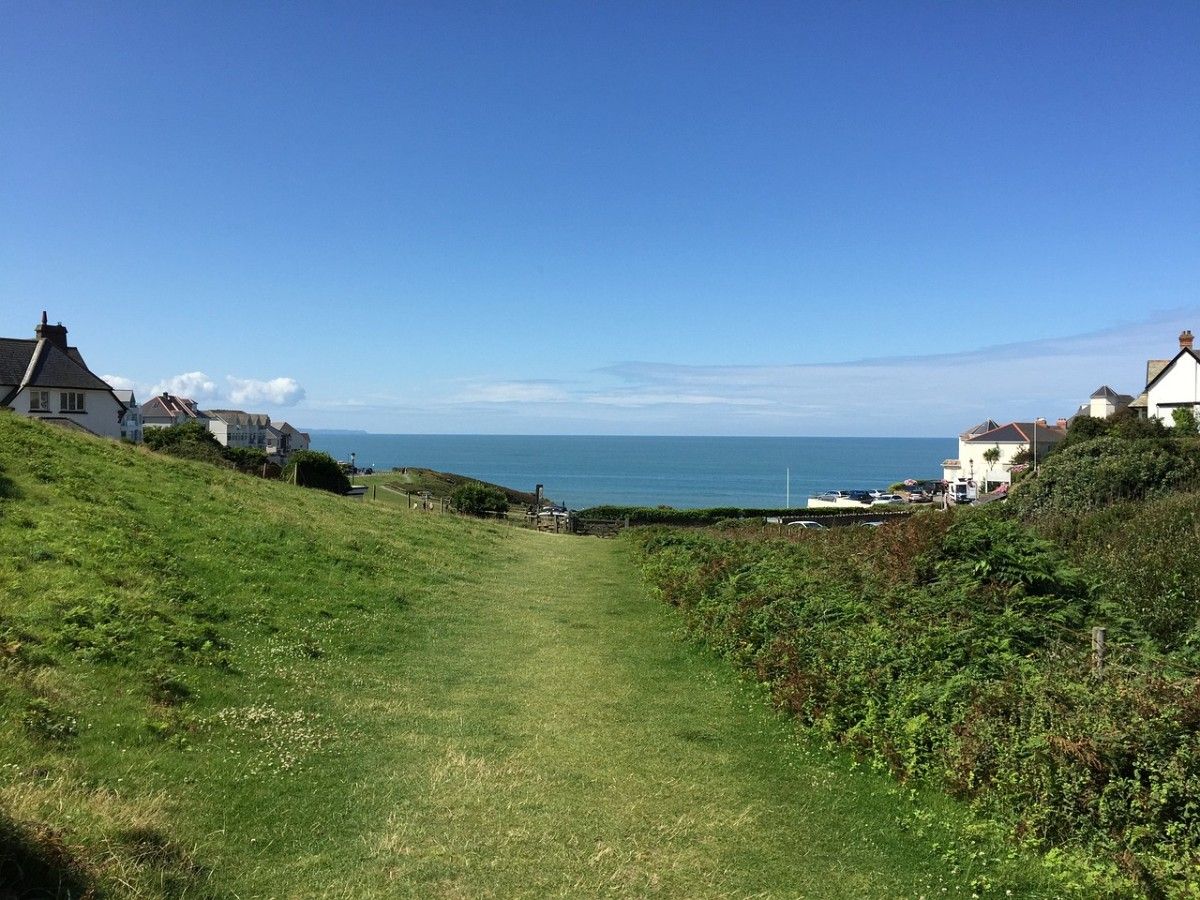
0;414;1061;897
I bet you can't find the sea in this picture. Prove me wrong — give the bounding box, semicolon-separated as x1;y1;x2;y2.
308;434;955;510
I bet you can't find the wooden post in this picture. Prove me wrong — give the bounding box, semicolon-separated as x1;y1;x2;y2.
1092;626;1106;678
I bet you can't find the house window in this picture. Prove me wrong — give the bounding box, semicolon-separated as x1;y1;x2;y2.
29;390;50;411
60;392;86;412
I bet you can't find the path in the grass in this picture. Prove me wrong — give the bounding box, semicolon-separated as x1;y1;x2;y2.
337;532;1055;899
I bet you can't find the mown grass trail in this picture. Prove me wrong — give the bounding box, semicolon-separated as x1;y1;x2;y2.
261;529;1055;899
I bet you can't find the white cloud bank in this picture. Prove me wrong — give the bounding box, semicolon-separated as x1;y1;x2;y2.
130;372;305;409
150;371;219;401
226;376;306;407
100;374;136;391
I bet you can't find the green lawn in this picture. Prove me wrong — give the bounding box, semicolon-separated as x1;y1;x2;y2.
0;415;1061;897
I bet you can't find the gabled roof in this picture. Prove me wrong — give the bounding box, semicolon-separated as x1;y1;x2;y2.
205;409;271;427
0;337;120;407
141;394;206;420
960;419;1000;439
1090;385;1122;400
274;421;309;439
1143;347;1200;394
113;389;137;406
1146;359;1171;386
966;421;1067;445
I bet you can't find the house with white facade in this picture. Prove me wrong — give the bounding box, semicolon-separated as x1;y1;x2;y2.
1084;385;1133;420
943;419;1067;489
0;313;127;439
205;409;272;449
141;393;209;431
114;390;143;442
1128;330;1199;426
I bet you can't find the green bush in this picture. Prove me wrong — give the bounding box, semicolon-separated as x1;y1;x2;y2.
628;511;1200;891
280;451;351;495
1008;435;1200;519
450;481;508;516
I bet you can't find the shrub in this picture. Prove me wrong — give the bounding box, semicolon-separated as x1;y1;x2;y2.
280;451;351;495
1007;435;1200;519
450;481;508;516
627;511;1200;890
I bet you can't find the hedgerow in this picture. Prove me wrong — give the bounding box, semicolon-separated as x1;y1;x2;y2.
577;504;910;526
628;511;1200;895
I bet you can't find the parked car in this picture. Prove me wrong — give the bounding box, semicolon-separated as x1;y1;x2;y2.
857;520;884;527
787;520;826;529
815;490;849;501
846;490;872;503
906;489;931;503
871;494;905;505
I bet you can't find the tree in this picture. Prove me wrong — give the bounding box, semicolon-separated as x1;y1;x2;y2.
143;421;221;451
281;450;351;494
450;481;509;517
1171;407;1200;435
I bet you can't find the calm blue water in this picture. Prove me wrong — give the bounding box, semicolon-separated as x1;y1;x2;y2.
309;434;954;510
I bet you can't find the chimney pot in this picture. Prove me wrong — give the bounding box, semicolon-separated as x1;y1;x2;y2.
1056;418;1068;429
1181;329;1194;350
1035;417;1047;426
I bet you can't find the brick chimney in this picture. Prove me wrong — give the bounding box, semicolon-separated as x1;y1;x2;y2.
1035;417;1047;426
1056;418;1068;429
1181;329;1194;351
34;311;69;350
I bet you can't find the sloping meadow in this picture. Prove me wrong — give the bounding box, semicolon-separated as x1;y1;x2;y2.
628;508;1200;897
0;413;504;896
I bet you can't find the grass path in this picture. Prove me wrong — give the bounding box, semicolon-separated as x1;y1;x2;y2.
214;529;1053;899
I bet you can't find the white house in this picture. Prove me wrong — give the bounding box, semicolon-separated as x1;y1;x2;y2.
1128;330;1199;426
114;390;143;442
141;393;209;431
205;409;272;449
1084;385;1133;420
0;313;126;439
943;419;1067;489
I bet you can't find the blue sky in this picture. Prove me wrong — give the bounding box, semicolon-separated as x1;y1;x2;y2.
2;1;1197;435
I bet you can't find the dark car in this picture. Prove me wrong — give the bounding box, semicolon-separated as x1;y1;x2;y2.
846;490;872;503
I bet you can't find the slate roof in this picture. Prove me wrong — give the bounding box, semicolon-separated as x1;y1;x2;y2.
966;421;1067;445
0;337;119;407
205;409;271;427
1143;347;1200;394
1090;385;1124;400
960;419;1000;439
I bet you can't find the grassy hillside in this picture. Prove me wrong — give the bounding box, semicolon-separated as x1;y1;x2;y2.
1;412;1063;897
0;413;506;895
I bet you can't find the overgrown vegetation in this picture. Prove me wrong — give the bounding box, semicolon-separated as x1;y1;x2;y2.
280;449;352;494
631;425;1200;895
143;421;280;477
449;480;509;516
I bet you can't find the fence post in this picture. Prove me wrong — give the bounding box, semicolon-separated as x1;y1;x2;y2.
1091;626;1106;678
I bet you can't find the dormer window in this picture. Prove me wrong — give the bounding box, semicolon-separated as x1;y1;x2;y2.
29;390;50;411
60;392;86;412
